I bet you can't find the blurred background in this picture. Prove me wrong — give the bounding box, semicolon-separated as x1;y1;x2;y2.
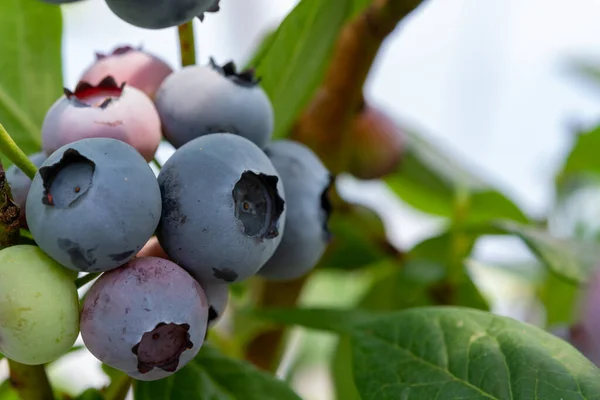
7;0;600;399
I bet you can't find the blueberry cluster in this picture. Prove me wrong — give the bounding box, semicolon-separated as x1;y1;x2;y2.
2;45;332;381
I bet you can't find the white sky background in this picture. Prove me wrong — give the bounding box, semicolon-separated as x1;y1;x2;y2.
5;0;600;398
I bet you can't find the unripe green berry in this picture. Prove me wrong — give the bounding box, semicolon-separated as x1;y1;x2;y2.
0;245;80;365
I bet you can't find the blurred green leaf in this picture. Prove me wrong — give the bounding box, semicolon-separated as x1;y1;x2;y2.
251;0;371;139
74;388;104;400
539;272;580;326
559;126;600;180
0;381;18;400
320;204;393;270
498;221;600;284
386;128;528;224
358;233;488;312
135;346;300;400
0;0;62;159
260;307;600;400
331;337;361;400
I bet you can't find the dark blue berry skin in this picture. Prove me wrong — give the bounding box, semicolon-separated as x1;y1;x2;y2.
105;0;216;29
258;140;332;281
80;256;209;381
6;152;48;227
26;138;162;273
154;60;274;149
156;133;286;285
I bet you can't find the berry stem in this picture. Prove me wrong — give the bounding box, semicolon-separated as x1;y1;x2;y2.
7;357;55;400
151;157;162;170
0;123;38;180
177;21;197;67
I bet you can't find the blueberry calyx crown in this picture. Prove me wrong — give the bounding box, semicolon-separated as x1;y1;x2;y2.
197;0;221;22
208;57;261;88
39;148;96;208
95;44;142;60
131;322;193;374
232;171;285;240
64;76;125;109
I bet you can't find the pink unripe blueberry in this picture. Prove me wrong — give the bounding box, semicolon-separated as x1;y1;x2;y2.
42;76;162;162
80;46;173;99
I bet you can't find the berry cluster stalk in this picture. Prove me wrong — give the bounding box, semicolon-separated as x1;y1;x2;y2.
7;360;54;400
0;123;38;180
178;21;197;67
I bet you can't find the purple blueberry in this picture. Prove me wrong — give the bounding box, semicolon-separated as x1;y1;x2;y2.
80;45;173;99
156;133;286;285
155;58;274;149
80;257;209;381
6;151;48;227
42;76;162;162
258;140;332;281
26;138;162;273
105;0;218;29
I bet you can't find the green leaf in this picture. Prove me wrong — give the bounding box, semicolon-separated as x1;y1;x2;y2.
251;0;371;139
135;346;300;400
352;307;600;400
498;221;600;284
0;0;62;158
386;128;528;224
259;307;600;400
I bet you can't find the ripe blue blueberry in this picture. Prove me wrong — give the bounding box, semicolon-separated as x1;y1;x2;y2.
80;257;209;381
26;138;162;273
157;133;286;284
6;151;48;227
105;0;219;29
258;140;333;281
155;58;274;149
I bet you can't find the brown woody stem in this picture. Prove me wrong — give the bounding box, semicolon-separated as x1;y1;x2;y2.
292;0;424;173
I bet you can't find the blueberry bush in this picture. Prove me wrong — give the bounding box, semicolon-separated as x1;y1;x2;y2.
1;0;600;399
